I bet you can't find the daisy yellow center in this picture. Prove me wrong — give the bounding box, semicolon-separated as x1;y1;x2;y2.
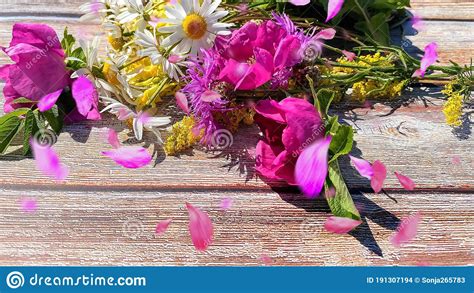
182;13;207;40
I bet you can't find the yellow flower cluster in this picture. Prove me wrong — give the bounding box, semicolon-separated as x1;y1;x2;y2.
442;82;464;127
323;52;408;102
351;79;408;102
164;116;202;156
213;107;255;133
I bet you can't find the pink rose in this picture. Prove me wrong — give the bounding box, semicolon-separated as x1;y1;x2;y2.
0;23;101;121
254;97;325;185
0;23;69;112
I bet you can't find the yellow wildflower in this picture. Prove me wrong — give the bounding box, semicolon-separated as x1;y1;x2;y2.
442;82;464;127
164;116;202;156
213;107;255;133
102;62;120;86
107;35;125;51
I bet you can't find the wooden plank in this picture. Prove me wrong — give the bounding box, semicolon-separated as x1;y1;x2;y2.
410;0;474;20
0;188;471;265
0;0;473;21
0;90;472;191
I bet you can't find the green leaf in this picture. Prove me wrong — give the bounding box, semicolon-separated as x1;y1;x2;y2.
326;115;340;137
0;115;22;154
329;125;354;163
316;89;335;117
22;110;38;155
42;105;64;134
11;97;35;104
0;108;30;125
326;160;361;220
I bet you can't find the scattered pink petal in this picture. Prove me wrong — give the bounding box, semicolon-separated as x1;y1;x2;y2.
20;197;37;213
107;129;121;149
451;156;461;165
326;0;345;22
259;254;273;265
201;90;222;103
175;91;189;114
37;89;63;112
342;50;356;61
324;216;362;234
315;28;336;40
101;146;152;169
411;14;424;31
155;219;172;235
289;0;310;5
349;155;374;180
390;212;422;247
220;198;233;211
371;160;387;193
394;172;415;191
186;203;213;251
117;108;132;120
416;261;432;267
412;42;438;78
325;186;336;198
295;136;332;198
30;139;69;181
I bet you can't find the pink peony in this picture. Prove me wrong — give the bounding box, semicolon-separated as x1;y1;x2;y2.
218;21;303;90
254;97;325;185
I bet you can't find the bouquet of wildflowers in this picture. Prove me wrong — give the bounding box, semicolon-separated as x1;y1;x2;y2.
0;0;472;245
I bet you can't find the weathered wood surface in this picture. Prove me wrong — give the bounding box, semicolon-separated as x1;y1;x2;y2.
0;189;472;266
0;1;473;266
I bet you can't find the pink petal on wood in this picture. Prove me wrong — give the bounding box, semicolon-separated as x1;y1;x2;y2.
412;42;438;78
390;212;422;247
186;203;213;251
101;146;152;169
349;155;373;180
326;0;345;22
220;198;233;211
371;160;387;193
324;216;362;234
155;219;172;235
175;91;189;114
394;172;415;191
295;136;332;198
71;76;97;116
37;89;63;112
20;197;37;213
30;139;69;181
107;129;121;149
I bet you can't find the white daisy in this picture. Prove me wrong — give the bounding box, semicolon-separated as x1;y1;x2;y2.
158;0;232;56
101;97;171;143
135;29;187;81
117;0;152;31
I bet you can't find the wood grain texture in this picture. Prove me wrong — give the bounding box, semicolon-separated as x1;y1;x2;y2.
0;0;472;20
0;1;473;266
0;188;472;266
